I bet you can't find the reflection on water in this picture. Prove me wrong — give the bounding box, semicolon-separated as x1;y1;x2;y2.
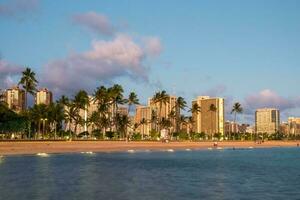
1;148;300;200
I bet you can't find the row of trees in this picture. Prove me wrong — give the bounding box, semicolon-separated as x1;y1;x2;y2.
0;67;249;141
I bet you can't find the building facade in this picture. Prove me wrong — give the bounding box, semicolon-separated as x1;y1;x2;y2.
35;88;53;105
192;96;225;136
4;86;26;113
255;108;280;134
288;117;300;135
135;105;152;136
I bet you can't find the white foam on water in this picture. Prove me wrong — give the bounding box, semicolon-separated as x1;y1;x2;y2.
248;147;254;149
217;147;223;150
36;153;49;157
167;149;174;152
208;148;213;150
81;151;94;155
185;149;191;151
127;150;135;153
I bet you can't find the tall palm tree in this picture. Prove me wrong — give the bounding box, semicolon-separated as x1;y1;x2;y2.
64;103;79;139
188;103;201;133
209;104;217;140
152;90;170;131
18;67;38;109
231;102;243;140
139;118;148;140
174;97;187;132
48;102;64;139
126;92;139;115
108;84;125;132
73;90;89;135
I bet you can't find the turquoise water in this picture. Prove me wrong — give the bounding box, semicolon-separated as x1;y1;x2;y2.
1;148;300;200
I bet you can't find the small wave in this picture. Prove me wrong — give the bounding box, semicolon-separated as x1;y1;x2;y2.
167;149;174;152
185;149;191;151
81;151;94;155
127;150;135;153
36;153;49;157
217;147;223;150
208;148;213;150
248;147;254;149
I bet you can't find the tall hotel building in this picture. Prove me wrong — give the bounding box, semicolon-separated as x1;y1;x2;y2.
35;88;53;105
287;117;300;135
192;96;225;136
135;105;152;136
255;108;280;134
4;86;26;113
148;95;177;131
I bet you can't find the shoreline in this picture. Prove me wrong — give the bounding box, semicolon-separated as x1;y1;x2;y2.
0;141;299;156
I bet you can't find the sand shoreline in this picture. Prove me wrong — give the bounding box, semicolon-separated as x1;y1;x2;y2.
0;141;299;156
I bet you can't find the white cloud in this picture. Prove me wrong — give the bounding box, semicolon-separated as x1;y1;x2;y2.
0;59;23;88
41;34;162;96
72;12;115;36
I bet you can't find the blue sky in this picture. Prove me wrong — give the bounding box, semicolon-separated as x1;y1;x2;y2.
1;0;300;123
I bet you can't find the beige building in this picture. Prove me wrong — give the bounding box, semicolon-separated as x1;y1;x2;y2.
192;96;225;137
4;86;26;113
148;95;177;131
288;117;300;135
35;88;52;105
255;108;280;134
135;105;152;136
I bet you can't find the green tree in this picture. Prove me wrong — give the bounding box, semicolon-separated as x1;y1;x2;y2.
152;90;170;131
18;67;38;109
231;102;243;140
125;92;139;114
174;97;187;132
209;104;217;140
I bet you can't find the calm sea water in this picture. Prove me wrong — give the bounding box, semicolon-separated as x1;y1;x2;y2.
1;148;300;200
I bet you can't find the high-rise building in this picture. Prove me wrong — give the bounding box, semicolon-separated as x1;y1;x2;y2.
135;105;152;136
255;108;280;134
288;117;300;135
148;95;177;132
4;86;26;113
35;88;52;105
192;96;225;136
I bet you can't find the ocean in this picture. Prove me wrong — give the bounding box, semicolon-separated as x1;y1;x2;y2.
1;148;300;200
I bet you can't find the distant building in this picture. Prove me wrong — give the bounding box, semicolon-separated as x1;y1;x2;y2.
288;117;300;135
135;105;152;136
148;95;177;132
225;121;239;134
35;88;52;105
117;106;129;116
255;108;280;134
4;86;26;113
192;96;225;136
280;122;289;135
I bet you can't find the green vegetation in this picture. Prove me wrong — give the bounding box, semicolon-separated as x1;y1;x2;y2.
0;67;298;141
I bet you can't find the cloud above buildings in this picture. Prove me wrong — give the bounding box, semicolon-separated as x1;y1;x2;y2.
72;12;115;36
143;37;163;57
0;0;39;19
244;89;300;114
41;34;162;96
0;59;23;88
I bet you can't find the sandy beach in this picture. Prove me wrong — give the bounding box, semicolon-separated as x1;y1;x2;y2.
0;140;299;155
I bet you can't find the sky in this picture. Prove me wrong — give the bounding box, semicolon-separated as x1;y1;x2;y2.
0;0;300;123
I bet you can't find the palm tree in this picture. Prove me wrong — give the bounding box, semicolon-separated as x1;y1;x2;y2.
108;84;125;132
126;92;139;115
174;97;187;132
188;103;201;133
152;90;170;131
231;102;243;140
73;90;89;136
64;103;79;139
139;118;148;140
18;67;38;109
48;102;65;139
209;104;217;140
